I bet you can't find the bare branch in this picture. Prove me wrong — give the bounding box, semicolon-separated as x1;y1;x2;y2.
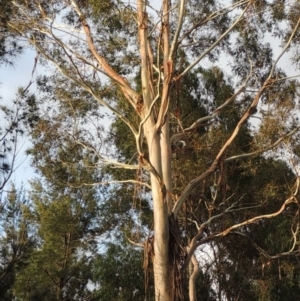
66;179;151;190
218;179;299;236
183;177;299;271
225;125;300;162
179;3;250;78
273;74;300;83
169;0;186;60
178;0;250;45
170;86;245;144
72;139;140;171
125;235;144;248
268;16;300;79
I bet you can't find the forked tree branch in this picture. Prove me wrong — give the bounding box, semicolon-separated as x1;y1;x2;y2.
183;177;300;271
172;16;300;219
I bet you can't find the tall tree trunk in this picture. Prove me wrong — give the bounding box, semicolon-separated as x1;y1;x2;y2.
142;114;172;300
137;0;173;299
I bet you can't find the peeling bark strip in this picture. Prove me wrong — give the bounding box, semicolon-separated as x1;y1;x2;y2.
169;213;185;301
144;236;154;298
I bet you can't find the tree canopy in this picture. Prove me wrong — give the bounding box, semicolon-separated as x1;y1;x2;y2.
3;1;300;300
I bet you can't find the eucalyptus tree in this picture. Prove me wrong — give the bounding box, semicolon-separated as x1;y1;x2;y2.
8;1;300;300
109;63;300;300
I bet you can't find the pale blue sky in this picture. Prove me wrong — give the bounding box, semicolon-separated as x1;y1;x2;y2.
0;48;40;190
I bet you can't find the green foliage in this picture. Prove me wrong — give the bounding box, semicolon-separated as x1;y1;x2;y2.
0;185;35;301
0;91;39;194
0;0;22;65
13;180;98;301
4;1;300;300
92;243;153;301
0;0;38;193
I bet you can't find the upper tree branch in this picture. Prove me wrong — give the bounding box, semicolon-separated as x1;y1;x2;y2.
155;0;173;131
69;0;140;108
177;0;250;45
225;125;300;162
169;0;186;60
178;3;250;79
137;0;153;111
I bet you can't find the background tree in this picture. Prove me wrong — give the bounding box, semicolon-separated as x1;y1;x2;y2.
13;185;96;301
0;4;39;298
92;242;153;301
13;137;100;300
0;185;35;301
